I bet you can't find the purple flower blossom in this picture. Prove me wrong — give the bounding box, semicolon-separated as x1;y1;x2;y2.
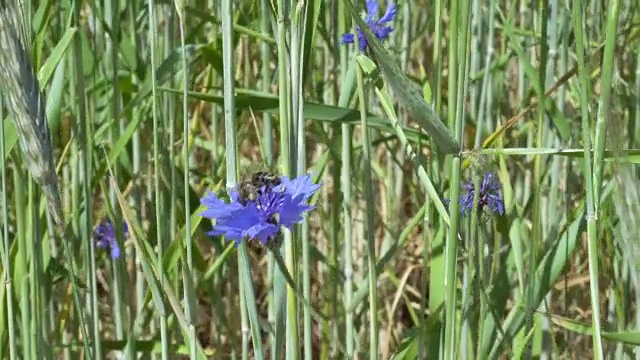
94;219;128;259
200;174;321;247
456;172;504;217
341;0;397;51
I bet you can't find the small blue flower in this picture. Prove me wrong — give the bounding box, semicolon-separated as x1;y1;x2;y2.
341;0;397;51
94;218;128;259
456;172;504;217
200;174;321;247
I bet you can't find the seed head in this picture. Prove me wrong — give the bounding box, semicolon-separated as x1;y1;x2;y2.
0;4;62;225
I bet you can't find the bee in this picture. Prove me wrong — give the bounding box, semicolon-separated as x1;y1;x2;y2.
252;171;282;189
237;170;282;205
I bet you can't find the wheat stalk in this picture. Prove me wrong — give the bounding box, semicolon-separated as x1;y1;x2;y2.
0;5;94;355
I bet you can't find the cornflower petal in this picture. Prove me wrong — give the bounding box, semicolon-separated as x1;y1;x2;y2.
358;34;369;51
281;174;321;201
208;205;264;244
246;221;280;245
486;193;504;215
375;26;395;40
341;33;355;44
96;239;107;249
200;192;243;219
279;194;315;228
110;244;121;260
458;192;474;217
365;0;379;21
378;2;397;23
207;226;245;245
255;188;285;216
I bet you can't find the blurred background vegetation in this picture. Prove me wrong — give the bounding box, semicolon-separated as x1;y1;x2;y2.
0;0;639;359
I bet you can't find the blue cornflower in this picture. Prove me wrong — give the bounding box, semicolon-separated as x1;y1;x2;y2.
94;218;128;259
341;0;397;51
456;172;504;217
200;174;321;247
